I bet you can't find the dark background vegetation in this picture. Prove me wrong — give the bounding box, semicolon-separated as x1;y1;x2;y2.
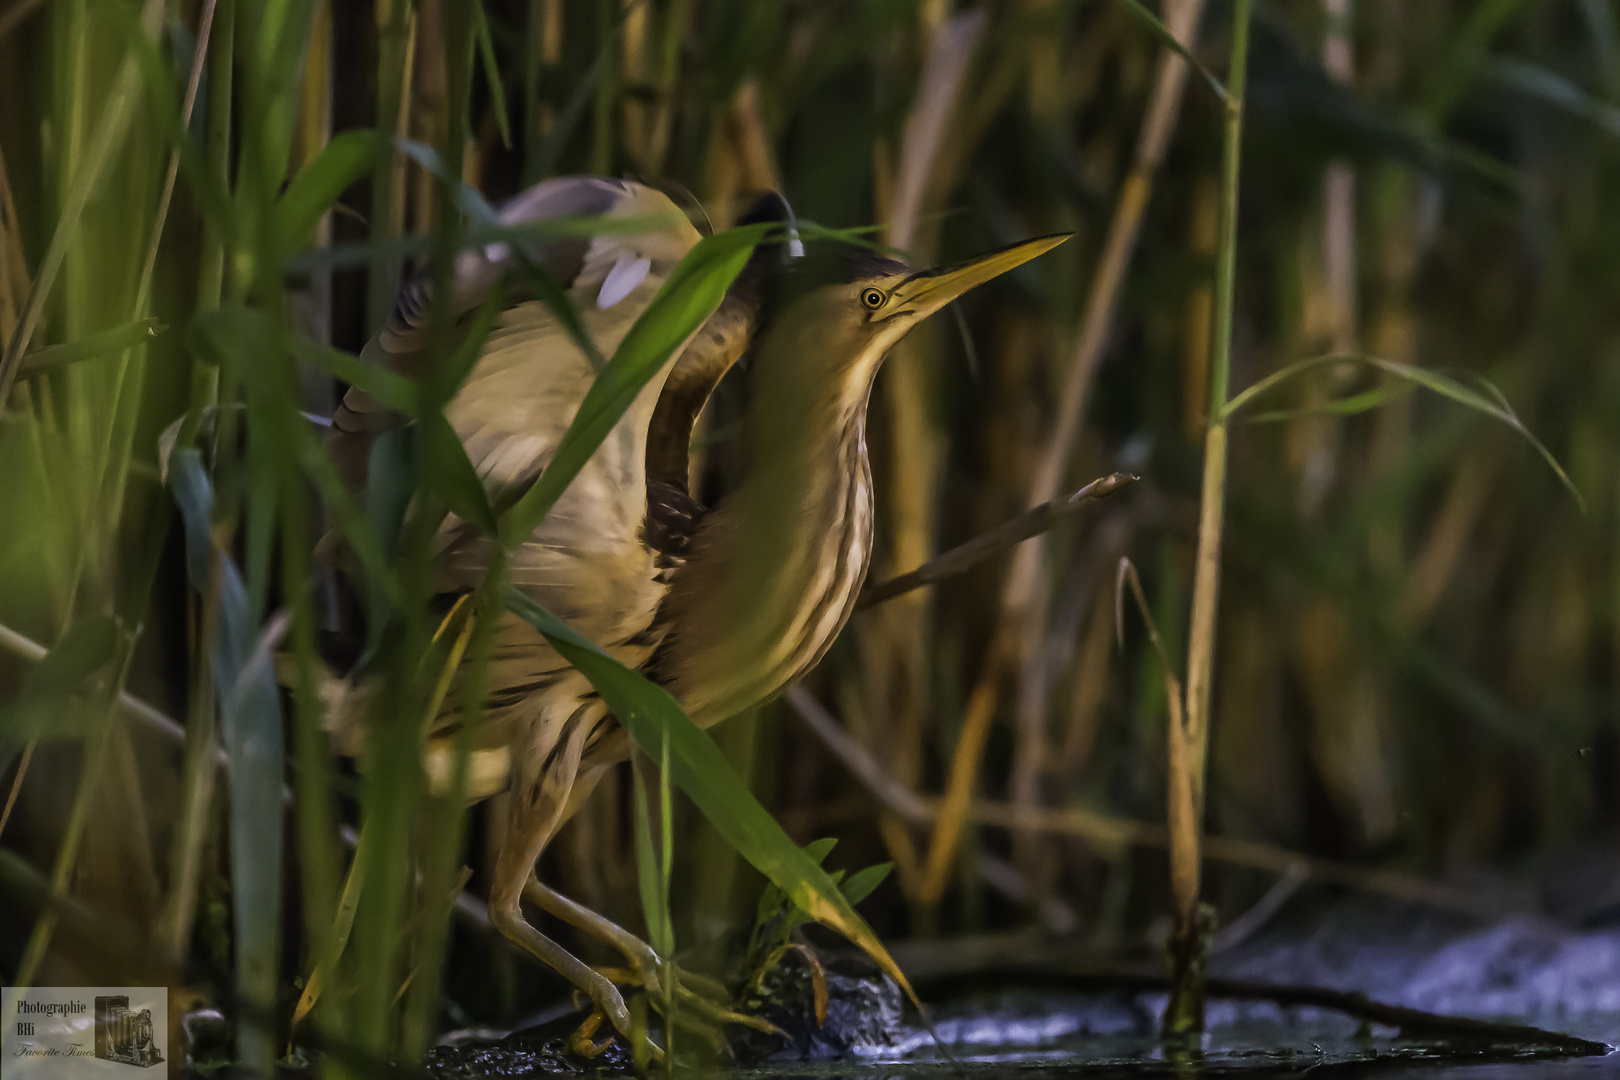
0;0;1615;1060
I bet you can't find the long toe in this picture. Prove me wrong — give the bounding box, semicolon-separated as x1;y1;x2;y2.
673;988;787;1040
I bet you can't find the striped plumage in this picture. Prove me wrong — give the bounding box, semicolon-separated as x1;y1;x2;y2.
322;175;1066;1048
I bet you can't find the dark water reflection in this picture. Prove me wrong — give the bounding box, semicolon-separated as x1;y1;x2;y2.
426;898;1620;1079
429;992;1614;1079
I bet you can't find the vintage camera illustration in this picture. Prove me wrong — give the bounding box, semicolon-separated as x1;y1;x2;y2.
93;996;164;1068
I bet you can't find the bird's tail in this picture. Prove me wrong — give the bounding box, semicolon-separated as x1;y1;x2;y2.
272;653;374;757
272;652;513;800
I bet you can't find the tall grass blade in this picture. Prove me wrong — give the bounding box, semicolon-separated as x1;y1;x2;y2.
276;129;391;247
631;754;674;958
473;1;513;150
15;319;164;377
0;0;165;404
169;447;284;1072
1103;0;1225;100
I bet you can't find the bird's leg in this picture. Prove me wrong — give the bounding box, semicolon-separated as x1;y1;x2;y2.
488;741;660;1062
521;877;722;997
523;874;785;1042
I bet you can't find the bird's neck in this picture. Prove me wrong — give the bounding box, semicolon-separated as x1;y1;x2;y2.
656;360;877;725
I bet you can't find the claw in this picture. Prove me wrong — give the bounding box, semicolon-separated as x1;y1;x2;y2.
566;1010;616;1058
583;970;662;1065
592;958;782;1055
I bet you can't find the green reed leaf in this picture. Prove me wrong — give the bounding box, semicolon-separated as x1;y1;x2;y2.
499;224;767;547
839;861;893;906
631;754;674;959
168;448;285;1074
287;334;418;413
16;319;166;378
0;617;120;765
1102;0;1225;100
275;129;390;249
187;308;404;606
1243;382;1414;423
1221;353;1584;512
473;1;513;150
420;411;497;536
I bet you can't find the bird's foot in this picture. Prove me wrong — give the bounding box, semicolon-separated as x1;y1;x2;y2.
578;975;663;1066
565;1009;617;1059
593;960;786;1054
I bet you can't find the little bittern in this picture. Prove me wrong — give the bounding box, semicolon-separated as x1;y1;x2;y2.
323;176;1065;1049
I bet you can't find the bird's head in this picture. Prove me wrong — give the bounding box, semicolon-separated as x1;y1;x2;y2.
751;233;1071;417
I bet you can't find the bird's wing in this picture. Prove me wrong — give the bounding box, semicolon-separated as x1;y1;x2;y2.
328;175;667;487
324;176;705;648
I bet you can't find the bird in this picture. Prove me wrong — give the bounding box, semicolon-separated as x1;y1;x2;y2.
321;175;1066;1053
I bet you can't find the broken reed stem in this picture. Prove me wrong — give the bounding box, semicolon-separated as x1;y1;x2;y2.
1166;0;1251;1038
858;473;1137;610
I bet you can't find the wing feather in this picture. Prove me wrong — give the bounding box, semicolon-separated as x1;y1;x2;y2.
325;177;705;652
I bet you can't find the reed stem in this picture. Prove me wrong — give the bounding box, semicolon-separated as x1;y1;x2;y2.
1164;0;1251;1038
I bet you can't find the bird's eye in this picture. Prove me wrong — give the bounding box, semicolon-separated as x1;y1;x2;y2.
861;288;885;310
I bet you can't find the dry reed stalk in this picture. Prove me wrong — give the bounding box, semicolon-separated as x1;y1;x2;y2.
917;637;1003;905
620;0;650;170
641;0;688;177
291;0;334;366
786;686;1500;917
1291;598;1397;845
1166;0;1251;1034
1015;0;1209;539
1181;174;1218;444
702;80;780;225
369;0;415;331
867;8;985;913
1286;0;1358;519
412;0;447;238
0;741;29;839
1399;452;1495;627
1050;517;1138;783
968;0;1206;912
1056;598;1119;776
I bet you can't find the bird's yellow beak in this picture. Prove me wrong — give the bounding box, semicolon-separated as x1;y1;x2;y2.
889;233;1071;314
